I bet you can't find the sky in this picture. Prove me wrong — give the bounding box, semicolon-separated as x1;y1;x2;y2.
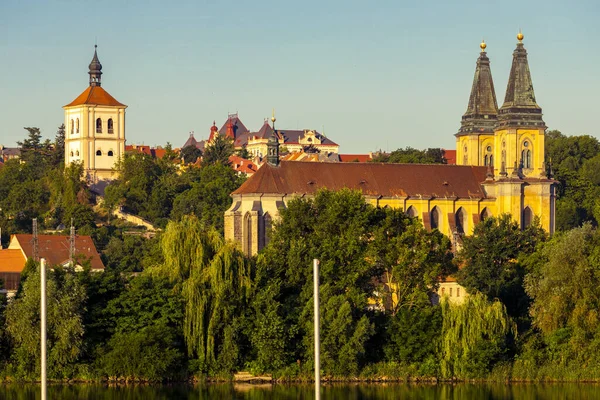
1;0;599;153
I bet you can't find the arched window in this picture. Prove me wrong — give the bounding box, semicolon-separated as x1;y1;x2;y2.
484;155;489;166
70;119;74;134
526;150;532;169
441;287;445;296
96;150;102;156
490;155;494;167
480;207;491;221
107;118;114;134
431;207;440;230
76;118;79;133
523;206;533;229
70;151;74;157
406;205;418;218
244;213;253;255
107;150;114;157
76;150;79;156
96;118;102;133
455;207;466;235
263;212;272;247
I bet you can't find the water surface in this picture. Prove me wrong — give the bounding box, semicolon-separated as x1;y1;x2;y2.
2;382;600;399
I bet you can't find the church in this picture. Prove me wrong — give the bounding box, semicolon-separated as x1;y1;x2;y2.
63;46;127;185
225;33;556;257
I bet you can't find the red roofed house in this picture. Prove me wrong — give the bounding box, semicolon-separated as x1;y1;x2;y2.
0;234;104;296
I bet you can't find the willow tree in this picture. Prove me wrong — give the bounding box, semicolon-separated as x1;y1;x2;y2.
152;215;251;373
440;293;515;378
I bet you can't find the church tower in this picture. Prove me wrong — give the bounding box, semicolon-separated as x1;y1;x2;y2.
456;41;498;167
63;46;127;183
494;32;546;178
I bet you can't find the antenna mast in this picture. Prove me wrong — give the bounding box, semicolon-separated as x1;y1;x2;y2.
32;218;39;262
69;218;76;266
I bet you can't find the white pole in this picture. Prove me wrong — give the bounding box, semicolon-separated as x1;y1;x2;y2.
40;258;47;400
313;259;320;400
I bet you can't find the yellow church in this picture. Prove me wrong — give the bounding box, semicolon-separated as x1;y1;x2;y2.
225;33;556;267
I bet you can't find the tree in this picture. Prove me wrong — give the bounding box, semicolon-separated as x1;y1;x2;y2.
6;263;86;379
151;216;252;374
203;134;234;166
371;147;447;164
456;214;546;320
180;145;202;164
52;123;66;167
440;293;515;378
170;164;245;233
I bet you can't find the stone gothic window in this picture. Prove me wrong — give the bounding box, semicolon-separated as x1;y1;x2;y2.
455;207;466;235
406;205;418;218
523;207;533;229
96;118;102;133
431;207;440;230
108;118;114;134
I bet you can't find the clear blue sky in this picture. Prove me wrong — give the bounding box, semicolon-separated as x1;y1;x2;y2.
1;0;598;153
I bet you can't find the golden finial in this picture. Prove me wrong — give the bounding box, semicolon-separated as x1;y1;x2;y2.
271;108;276;123
480;39;487;51
517;30;524;42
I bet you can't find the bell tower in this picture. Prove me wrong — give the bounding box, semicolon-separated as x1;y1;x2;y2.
456;40;499;168
494;32;546;178
63;46;127;185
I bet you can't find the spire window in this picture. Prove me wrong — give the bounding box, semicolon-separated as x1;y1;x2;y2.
521;141;532;169
107;118;114;134
96;118;102;133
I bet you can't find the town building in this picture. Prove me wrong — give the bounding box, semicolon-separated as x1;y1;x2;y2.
224;34;556;303
63;46;127;184
0;234;104;296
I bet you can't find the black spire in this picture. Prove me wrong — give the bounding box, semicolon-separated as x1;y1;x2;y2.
89;45;102;87
497;33;545;129
267;132;280;166
457;41;498;136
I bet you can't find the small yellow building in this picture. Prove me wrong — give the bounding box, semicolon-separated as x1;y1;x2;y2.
63;46;127;184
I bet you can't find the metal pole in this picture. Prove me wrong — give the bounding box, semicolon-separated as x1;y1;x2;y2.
40;258;47;400
313;259;320;400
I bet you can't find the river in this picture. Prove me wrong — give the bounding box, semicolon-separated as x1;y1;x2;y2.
1;383;600;399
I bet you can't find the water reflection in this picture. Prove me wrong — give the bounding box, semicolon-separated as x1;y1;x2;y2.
1;382;600;399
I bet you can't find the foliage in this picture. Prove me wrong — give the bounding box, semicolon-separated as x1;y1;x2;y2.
151;215;251;374
98;275;184;380
457;214;546;320
202;134;234;166
440;293;515;378
5;263;86;379
180;145;202;164
371;147;447;164
170;164;245;233
255;189;453;376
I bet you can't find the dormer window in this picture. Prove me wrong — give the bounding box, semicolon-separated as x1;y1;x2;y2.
96;118;102;133
108;118;114;134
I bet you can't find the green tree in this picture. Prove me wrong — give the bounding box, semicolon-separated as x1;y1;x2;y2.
151;215;251;374
52;123;66;167
371;147;447;164
6;263;86;379
203;134;234;166
457;214;546;320
180;145;202;164
440;293;515;378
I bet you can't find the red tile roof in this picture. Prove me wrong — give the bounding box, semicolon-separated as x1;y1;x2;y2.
229;155;258;176
10;234;105;270
233;161;489;199
339;154;372;163
64;86;126;108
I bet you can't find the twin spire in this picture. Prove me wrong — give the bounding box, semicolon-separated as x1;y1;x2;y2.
458;32;544;136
